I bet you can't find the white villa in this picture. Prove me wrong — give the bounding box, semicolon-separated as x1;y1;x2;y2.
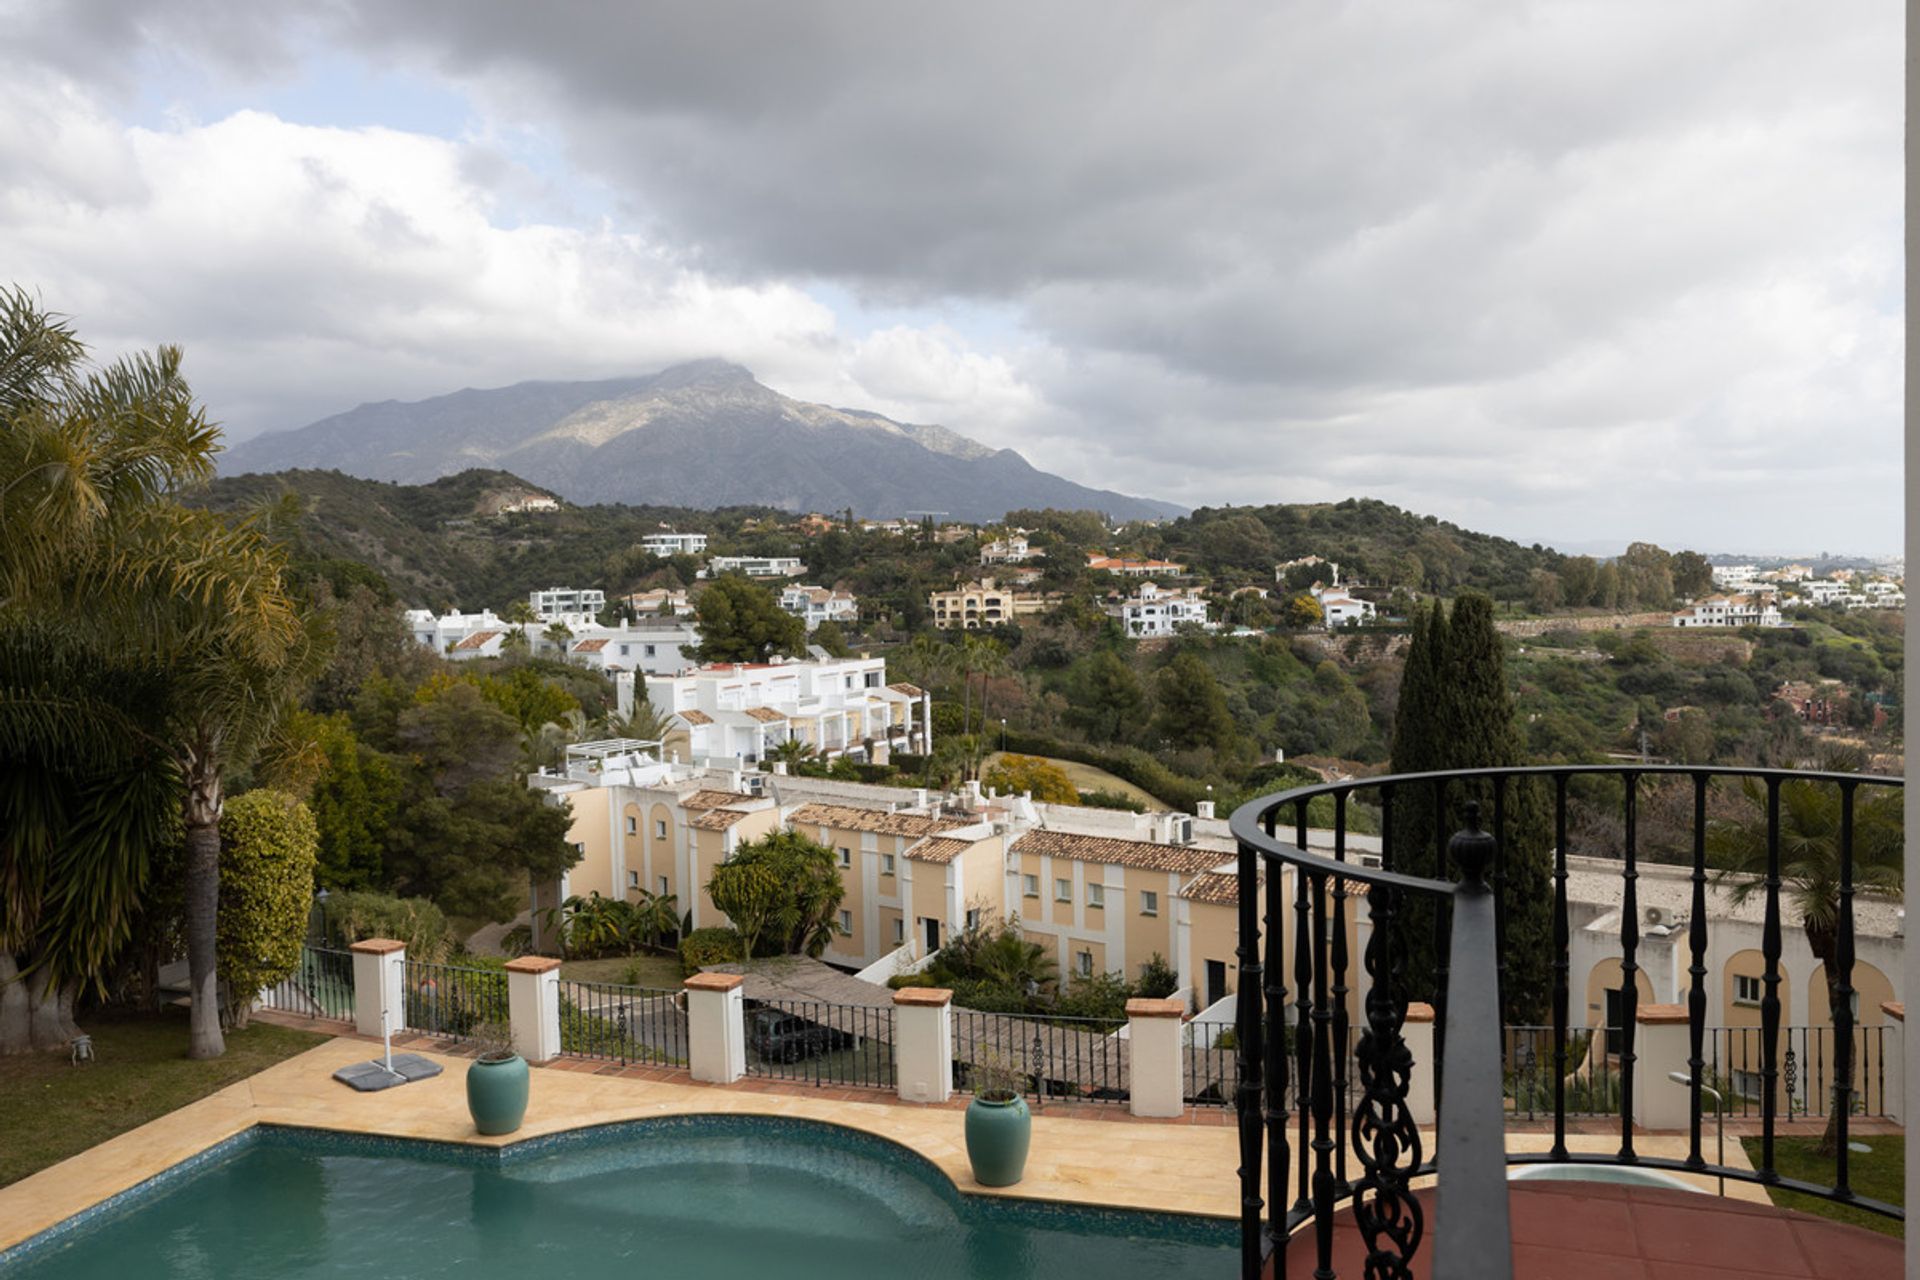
1313;584;1376;627
644;655;931;768
640;530;710;557
1106;582;1211;637
703;555;807;579
1671;594;1785;628
779;584;860;630
529;587;606;620
980;534;1038;565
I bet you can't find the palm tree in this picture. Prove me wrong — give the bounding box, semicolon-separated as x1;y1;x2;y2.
603;688;667;743
767;736;818;772
502;600;537;625
1708;763;1902;1154
0;287;320;1058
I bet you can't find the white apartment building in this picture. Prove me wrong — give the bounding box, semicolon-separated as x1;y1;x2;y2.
1711;564;1759;588
980;535;1038;565
568;619;704;678
529;587;606;620
1313;585;1376;627
640;530;709;557
645;656;930;768
1800;580;1848;605
703;556;807;579
1671;594;1785;628
779;584;860;630
1106;582;1211;637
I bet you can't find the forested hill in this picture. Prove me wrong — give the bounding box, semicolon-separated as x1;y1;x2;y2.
189;467;793;608
1142;499;1575;599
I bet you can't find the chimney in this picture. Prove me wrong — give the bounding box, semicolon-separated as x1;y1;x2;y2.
1197;800;1215;820
914;788;929;809
773;761;789;776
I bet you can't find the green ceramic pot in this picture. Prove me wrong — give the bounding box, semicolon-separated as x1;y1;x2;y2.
466;1053;529;1135
964;1093;1031;1187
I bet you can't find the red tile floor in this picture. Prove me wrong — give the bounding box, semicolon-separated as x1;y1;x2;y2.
1285;1181;1902;1279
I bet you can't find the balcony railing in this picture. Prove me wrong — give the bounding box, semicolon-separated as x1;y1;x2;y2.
1229;764;1904;1280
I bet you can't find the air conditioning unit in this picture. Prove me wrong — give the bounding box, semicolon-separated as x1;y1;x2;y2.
1644;906;1670;928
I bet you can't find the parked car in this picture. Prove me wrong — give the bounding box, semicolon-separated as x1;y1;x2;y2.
747;1007;841;1063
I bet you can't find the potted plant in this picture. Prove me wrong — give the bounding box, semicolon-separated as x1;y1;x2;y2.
465;1020;529;1136
964;1048;1031;1186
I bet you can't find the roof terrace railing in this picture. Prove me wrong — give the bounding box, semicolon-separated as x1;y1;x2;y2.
1229;764;1904;1280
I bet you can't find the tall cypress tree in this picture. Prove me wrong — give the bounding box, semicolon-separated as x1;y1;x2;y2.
1387;593;1553;1023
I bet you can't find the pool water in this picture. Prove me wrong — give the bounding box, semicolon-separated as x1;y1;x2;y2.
1;1117;1235;1279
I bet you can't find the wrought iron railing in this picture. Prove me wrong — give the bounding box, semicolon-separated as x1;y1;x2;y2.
952;1008;1130;1105
558;979;688;1066
742;997;896;1089
258;945;356;1021
1229;764;1904;1280
400;958;510;1043
1708;1023;1892;1119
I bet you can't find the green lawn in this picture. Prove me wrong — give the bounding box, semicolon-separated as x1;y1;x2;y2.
1741;1134;1904;1238
0;1007;328;1188
558;954;685;989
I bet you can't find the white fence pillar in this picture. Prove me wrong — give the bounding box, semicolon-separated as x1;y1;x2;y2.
685;972;746;1084
893;986;954;1103
1884;1001;1906;1124
505;956;563;1064
1631;1004;1692;1131
1127;997;1186;1118
349;938;406;1038
1404;1001;1437;1127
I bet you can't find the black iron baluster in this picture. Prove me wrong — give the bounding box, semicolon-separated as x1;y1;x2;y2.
1265;836;1292;1258
1331;792;1351;1190
1293;804;1313;1214
1618;773;1640;1160
1234;833;1265;1280
1552;773;1570;1160
1687;771;1709;1172
1431;777;1450;1116
1310;872;1336;1277
1832;780;1857;1196
1492;775;1508;1023
1760;777;1783;1181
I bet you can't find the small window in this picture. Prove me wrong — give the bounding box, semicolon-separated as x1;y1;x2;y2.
657;875;669;895
1140;890;1159;917
1087;883;1105;909
1734;974;1762;1005
627;870;640;888
1022;874;1039;898
966;908;982;931
882;854;896;875
892;918;905;944
655;819;668;839
1076;951;1093;977
1055;878;1072;903
838;846;852;868
619;645;629;656
1732;1069;1763;1100
838;910;853;934
625;816;637;835
572;841;586;856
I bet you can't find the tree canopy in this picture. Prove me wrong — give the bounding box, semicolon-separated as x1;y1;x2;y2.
693;575;806;663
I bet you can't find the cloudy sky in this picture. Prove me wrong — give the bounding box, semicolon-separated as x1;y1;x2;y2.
3;2;1901;554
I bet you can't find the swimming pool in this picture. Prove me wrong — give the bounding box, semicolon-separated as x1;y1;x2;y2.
0;1116;1236;1279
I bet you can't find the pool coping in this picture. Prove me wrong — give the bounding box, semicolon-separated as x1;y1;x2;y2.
0;1033;1769;1261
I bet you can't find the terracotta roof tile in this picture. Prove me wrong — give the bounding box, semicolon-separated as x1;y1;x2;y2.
905;836;974;865
571;638;609;653
675;709;714;725
688;808;754;831
680;789;753;810
887;682;927;697
741;706;788;723
1011;829;1225;876
450;630;502;650
788;802;965;838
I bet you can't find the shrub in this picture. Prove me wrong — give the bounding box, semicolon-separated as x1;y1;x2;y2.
1078;788;1146;812
218;789;320;1029
886;972;936;990
322;889;452;961
1136;952;1179;999
679;926;745;974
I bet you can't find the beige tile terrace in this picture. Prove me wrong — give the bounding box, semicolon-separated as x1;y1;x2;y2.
0;1032;1774;1255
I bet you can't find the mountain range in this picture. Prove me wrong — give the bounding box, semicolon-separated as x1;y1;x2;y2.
220;359;1184;522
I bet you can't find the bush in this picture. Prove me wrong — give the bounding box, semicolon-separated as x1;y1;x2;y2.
218;789;320;1029
679;926;745;974
1137;952;1179;999
322;890;452;961
886;972;936;990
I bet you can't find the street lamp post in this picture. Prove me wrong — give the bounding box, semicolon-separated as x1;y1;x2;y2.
1669;1070;1725;1196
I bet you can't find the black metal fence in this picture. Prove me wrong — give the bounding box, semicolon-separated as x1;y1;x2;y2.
258;946;356;1022
1708;1023;1892;1119
558;980;688;1066
952;1008;1129;1105
400;958;509;1042
1228;764;1904;1280
742;998;895;1089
